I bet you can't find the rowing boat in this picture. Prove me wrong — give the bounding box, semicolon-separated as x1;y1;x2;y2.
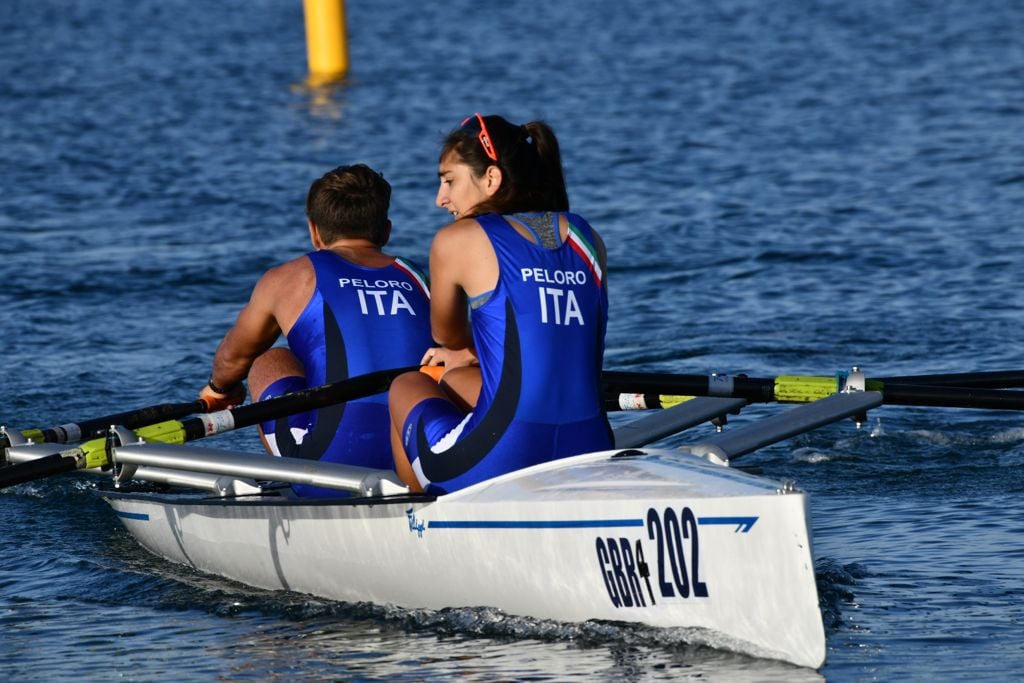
8;367;1022;669
101;444;825;669
3;388;838;669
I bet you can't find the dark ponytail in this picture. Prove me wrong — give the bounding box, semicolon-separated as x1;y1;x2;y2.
522;121;569;212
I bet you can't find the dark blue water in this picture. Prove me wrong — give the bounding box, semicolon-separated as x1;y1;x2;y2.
3;0;1023;679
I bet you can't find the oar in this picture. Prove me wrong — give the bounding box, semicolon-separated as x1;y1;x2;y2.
0;366;417;490
0;453;79;486
603;371;1024;411
5;400;208;447
876;369;1024;389
878;383;1024;410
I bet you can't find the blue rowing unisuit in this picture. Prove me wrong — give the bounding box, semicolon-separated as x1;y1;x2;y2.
406;212;612;494
262;250;432;494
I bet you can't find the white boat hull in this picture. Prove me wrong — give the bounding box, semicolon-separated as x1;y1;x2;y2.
103;448;825;668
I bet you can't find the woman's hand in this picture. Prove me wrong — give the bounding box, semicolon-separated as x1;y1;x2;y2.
421;346;478;370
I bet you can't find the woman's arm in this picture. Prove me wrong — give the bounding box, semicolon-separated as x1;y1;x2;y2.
428;219;498;349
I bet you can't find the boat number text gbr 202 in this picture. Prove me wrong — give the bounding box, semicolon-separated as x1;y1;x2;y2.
596;506;709;608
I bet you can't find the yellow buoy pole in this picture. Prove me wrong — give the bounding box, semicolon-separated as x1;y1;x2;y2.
303;0;349;84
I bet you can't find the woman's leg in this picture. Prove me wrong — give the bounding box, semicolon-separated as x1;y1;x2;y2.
439;366;482;413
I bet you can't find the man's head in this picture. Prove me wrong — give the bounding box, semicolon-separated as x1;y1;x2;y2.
306;164;392;246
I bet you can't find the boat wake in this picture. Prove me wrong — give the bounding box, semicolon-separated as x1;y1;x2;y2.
92;530;825;675
814;557;869;632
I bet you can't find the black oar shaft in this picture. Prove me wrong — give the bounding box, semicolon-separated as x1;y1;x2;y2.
881;384;1024;410
42;401;206;442
0;454;77;488
176;366;418;441
878;370;1024;389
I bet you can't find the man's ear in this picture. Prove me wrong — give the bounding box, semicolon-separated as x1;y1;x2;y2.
381;220;392;247
308;219;325;249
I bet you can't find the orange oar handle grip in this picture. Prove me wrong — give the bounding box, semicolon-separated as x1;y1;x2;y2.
419;365;445;383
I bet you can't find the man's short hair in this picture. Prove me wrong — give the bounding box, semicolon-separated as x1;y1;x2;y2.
306;164;391;245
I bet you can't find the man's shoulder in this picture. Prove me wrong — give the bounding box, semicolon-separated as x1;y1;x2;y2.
274;252;314;273
257;254;313;290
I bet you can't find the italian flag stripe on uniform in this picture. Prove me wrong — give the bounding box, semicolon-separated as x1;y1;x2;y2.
392;257;430;298
567;223;603;288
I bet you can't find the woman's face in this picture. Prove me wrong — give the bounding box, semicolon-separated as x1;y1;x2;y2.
435;152;497;219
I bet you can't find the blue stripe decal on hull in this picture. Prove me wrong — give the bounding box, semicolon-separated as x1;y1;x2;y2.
115;510;150;521
698;516;758;532
428;519;644;530
426;516;759;532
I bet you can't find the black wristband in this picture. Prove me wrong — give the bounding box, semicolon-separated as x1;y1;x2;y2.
207;377;236;395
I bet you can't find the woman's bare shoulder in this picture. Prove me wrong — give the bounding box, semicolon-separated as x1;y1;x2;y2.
432;218;488;253
436;217;485;239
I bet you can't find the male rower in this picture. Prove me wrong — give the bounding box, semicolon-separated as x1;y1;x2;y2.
199;164;433;495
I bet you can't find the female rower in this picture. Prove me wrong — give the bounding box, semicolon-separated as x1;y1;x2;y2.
388;113;612;494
